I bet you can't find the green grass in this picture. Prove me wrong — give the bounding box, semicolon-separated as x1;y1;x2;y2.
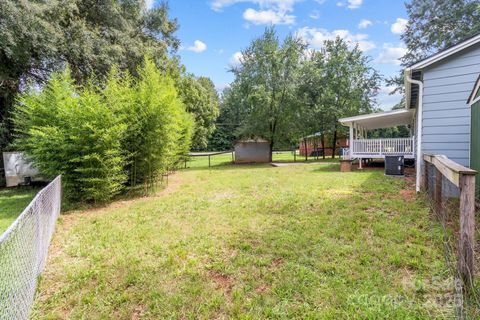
32;163;453;319
0;187;39;234
186;151;339;168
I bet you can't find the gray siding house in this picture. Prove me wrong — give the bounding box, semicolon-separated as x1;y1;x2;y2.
340;33;480;191
406;38;480;167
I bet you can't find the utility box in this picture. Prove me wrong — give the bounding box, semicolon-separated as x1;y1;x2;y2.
3;152;45;187
385;156;404;176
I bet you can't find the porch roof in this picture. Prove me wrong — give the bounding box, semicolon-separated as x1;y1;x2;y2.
339;108;415;130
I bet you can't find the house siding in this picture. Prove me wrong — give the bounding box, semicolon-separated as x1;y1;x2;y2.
421;42;480;166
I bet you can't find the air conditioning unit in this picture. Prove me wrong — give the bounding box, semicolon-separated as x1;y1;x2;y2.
385;156;404;176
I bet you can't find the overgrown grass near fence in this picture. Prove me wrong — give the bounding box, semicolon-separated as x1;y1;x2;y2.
0;176;62;320
0;187;39;234
423;154;480;319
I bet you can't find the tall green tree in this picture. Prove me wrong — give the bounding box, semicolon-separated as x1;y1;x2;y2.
179;75;219;150
298;38;381;158
207;85;248;151
297;50;330;157
0;0;179;150
388;0;480;92
229;27;307;160
322;38;381;157
401;0;480;65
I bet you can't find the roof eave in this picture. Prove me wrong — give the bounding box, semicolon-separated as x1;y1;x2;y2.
409;34;480;70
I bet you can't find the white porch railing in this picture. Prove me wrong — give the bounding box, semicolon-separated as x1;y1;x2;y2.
349;137;415;159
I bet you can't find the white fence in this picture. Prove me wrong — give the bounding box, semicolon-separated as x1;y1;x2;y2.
0;176;62;320
351;137;415;158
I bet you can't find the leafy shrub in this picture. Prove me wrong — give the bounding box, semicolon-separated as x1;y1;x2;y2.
13;58;193;203
13;70;127;202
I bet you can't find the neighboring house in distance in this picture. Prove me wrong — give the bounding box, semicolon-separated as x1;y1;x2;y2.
340;33;480;192
298;133;348;157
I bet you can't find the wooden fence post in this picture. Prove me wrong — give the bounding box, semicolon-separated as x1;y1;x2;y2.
423;159;429;191
458;174;475;289
435;167;443;218
208;155;211;167
294;148;296;162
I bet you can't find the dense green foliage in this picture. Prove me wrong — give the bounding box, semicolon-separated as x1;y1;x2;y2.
13;59;193;202
179;75;219;150
207;88;242;151
210;28;381;155
401;0;480;66
13;71;127;202
226;28;306;159
388;0;480;92
0;0;179;150
298;38;381;157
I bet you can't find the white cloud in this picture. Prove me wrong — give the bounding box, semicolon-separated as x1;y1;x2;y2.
358;19;372;29
391;18;408;34
145;0;154;10
309;10;320;20
378;85;402;110
230;51;244;66
376;44;406;65
347;0;363;9
337;0;363;9
210;0;300;12
215;83;230;92
210;0;300;24
243;8;295;25
297;27;376;52
187;40;207;53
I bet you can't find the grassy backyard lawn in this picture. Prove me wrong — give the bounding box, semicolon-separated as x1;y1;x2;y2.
187;151;339;168
0;187;39;234
32;163;453;319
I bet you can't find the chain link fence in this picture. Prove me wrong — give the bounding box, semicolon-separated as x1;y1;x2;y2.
0;176;62;320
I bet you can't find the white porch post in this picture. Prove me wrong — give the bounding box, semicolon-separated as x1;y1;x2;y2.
349;123;354;159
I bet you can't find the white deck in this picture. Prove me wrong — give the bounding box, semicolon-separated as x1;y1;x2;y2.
346;137;415;159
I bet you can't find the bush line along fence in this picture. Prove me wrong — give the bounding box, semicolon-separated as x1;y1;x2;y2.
0;176;62;320
423;154;477;311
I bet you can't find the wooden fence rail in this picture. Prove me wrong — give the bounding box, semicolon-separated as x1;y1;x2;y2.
423;154;477;288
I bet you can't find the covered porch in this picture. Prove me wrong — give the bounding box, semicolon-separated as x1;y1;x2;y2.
339;108;416;161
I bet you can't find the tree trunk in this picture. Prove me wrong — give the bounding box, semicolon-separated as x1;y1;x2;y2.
331;128;337;159
321;133;326;159
304;139;308;161
269;141;273;162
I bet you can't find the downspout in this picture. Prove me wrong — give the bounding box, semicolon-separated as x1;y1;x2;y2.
404;68;424;192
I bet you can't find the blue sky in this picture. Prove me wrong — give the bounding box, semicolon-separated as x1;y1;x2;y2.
160;0;409;110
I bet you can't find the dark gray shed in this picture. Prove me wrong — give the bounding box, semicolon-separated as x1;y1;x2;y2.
234;139;270;163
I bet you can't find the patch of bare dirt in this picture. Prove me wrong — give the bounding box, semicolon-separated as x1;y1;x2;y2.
255;284;270;294
208;270;234;295
131;305;146;320
399;189;416;202
271;257;284;269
